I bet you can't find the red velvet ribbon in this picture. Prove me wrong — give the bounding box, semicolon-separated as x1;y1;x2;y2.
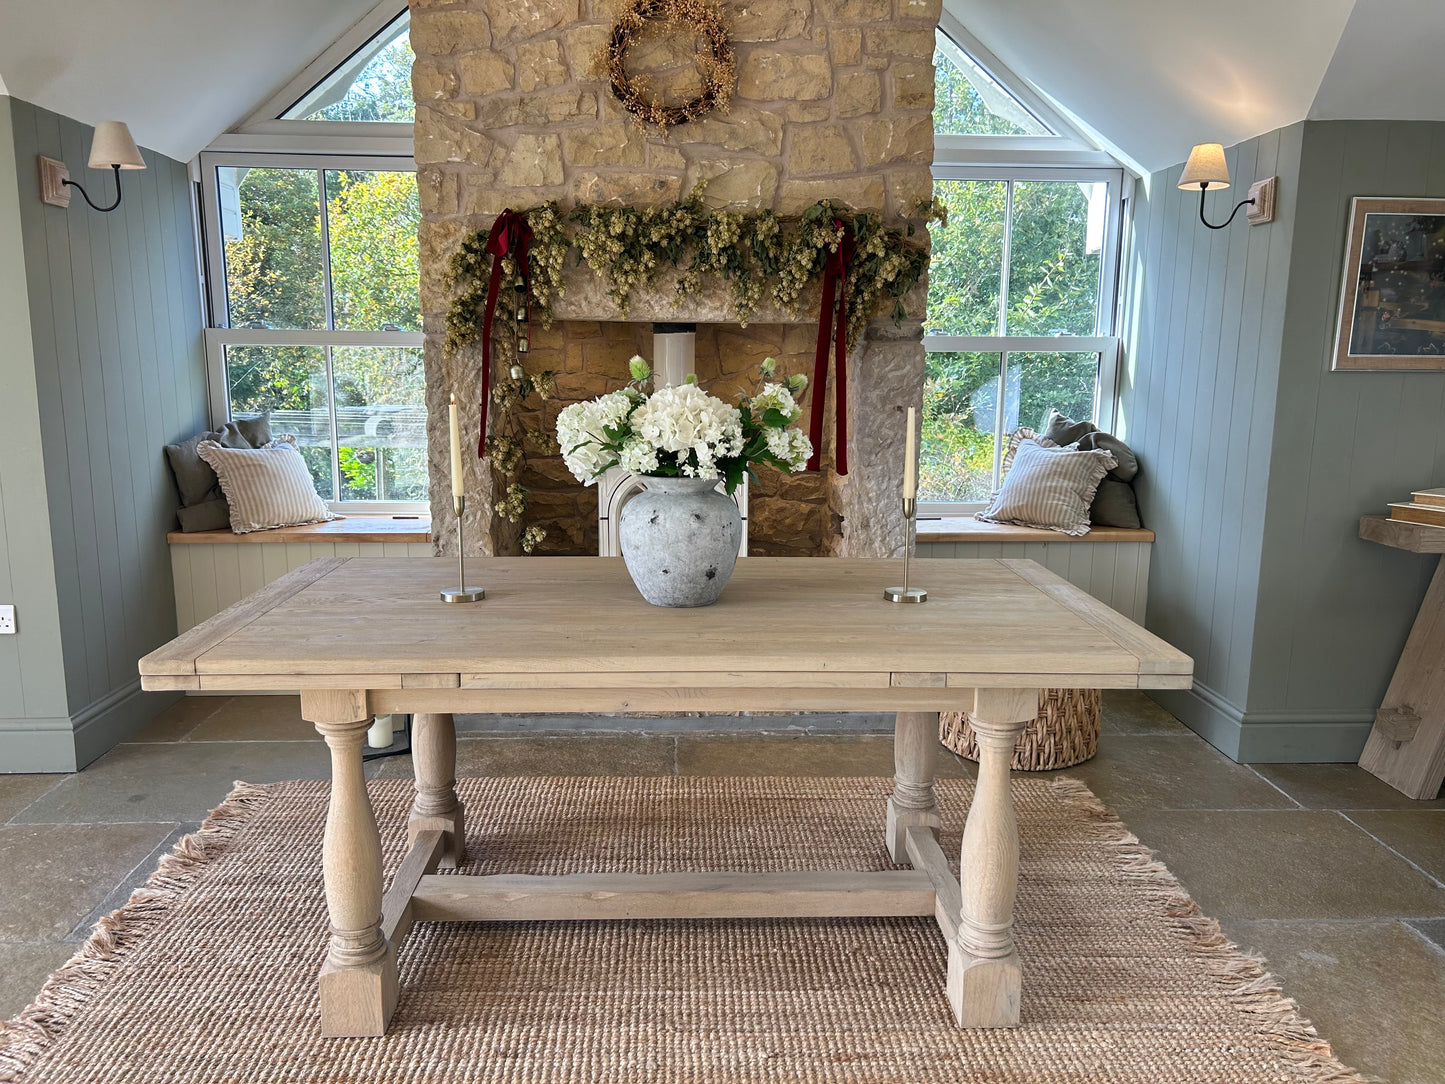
806;219;856;475
478;209;533;456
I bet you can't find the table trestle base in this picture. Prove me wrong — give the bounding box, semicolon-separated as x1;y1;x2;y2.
405;869;937;923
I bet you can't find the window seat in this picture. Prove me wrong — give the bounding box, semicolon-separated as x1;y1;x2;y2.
915;517;1153;624
168;515;434;633
916;518;1154;544
168;515;431;545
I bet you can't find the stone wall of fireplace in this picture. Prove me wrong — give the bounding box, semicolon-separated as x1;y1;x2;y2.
413;0;939;557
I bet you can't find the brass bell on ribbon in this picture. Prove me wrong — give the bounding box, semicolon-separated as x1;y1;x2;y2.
513;283;528;352
509;364;525;380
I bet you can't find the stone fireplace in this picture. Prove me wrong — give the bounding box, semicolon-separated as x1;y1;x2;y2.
413;0;939;558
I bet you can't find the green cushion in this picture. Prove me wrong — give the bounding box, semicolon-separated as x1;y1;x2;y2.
1041;409;1139;482
1090;478;1143;529
164;413;273;529
175;498;233;533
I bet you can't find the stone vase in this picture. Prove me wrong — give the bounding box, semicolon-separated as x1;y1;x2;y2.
619;476;742;607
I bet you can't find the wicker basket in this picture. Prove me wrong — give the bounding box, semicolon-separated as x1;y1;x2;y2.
939;688;1101;771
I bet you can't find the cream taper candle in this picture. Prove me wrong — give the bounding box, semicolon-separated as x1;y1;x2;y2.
449;394;464;498
903;405;917;500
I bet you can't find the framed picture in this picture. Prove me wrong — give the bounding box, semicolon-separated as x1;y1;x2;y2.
1333;197;1445;371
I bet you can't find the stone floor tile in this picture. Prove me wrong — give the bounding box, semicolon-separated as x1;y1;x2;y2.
1224;919;1445;1084
0;941;79;1019
675;733;971;779
375;735;676;780
1119;808;1445;920
1250;763;1445;810
1345;810;1445;883
183;695;318;742
1045;734;1297;813
10;741;332;825
0;823;173;941
1405;917;1445;950
65;825;196;941
0;776;62;823
125;695;227;742
1099;690;1190;735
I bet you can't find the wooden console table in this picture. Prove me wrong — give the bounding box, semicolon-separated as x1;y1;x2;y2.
1357;515;1445;798
139;557;1192;1037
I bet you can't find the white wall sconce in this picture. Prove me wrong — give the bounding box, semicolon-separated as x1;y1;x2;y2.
1179;142;1276;229
38;121;147;213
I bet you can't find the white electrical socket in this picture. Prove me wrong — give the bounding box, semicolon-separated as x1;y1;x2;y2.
0;605;14;635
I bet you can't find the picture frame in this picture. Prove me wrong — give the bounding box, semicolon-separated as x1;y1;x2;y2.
1333;196;1445;371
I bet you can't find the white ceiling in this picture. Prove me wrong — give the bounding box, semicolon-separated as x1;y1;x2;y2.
948;0;1370;174
0;0;1440;170
1309;0;1445;121
0;0;380;161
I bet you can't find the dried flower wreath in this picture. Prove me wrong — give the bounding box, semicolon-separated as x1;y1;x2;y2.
599;0;736;129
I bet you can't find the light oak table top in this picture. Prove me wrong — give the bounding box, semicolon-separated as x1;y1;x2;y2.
140;557;1192;708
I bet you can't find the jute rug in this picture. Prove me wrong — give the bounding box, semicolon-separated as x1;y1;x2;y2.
0;776;1362;1083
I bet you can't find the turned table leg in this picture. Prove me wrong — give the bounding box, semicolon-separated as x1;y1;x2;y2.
303;691;398;1038
948;687;1035;1028
409;712;466;868
887;711;942;864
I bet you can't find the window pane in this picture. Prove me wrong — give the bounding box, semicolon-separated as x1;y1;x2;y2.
1007;181;1105;336
325;170;422;332
221;168;325;330
1003;352;1099;434
287;15;415;122
927;180;1006;336
921;352;1001;503
223;345;334;500
933;32;1049;136
331;346;428;503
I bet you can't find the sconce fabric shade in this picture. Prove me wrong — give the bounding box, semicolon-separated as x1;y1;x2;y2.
1179;142;1230;190
87;122;145;170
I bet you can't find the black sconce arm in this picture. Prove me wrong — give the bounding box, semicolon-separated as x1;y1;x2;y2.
1197;181;1254;230
63;164;124;213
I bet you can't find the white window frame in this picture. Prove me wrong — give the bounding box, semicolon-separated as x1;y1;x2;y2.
921;164;1127;515
198;150;425;513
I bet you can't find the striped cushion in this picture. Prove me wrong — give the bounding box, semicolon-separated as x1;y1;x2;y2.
196;437;335;534
975;438;1116;537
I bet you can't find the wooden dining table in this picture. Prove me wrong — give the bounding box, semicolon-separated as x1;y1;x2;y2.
139;556;1192;1037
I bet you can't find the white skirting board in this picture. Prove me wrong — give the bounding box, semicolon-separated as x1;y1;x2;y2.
915;540;1151;625
170;541;435;633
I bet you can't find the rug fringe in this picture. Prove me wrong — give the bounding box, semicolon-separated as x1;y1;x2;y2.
0;780;274;1084
1048;776;1372;1084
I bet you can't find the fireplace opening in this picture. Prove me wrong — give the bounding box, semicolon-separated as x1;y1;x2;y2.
516;320;828;558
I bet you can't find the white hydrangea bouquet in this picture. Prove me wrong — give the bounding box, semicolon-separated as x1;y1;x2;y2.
556;356;812;494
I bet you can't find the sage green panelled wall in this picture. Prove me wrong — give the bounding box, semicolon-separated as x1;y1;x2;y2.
1250;121;1445;749
2;98;206;771
0;99;73;768
1116;125;1305;761
1122;120;1445;763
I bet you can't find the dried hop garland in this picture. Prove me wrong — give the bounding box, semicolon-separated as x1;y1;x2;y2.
599;0;735;130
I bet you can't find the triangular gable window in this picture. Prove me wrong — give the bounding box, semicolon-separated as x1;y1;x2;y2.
934;30;1051;137
281;10;415;122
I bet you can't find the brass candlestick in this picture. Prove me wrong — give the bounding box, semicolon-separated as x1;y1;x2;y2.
440;495;485;603
884;497;927;603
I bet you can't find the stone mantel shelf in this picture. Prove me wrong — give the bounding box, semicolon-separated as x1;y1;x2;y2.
544;263;922;331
